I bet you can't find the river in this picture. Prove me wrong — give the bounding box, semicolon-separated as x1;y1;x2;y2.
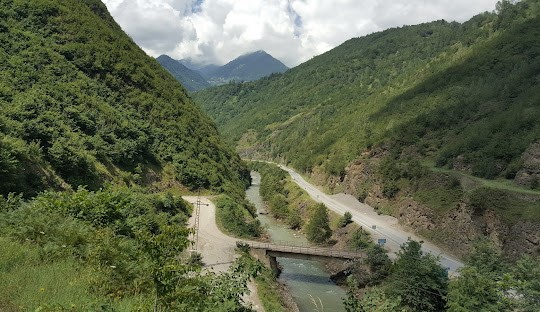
245;171;346;312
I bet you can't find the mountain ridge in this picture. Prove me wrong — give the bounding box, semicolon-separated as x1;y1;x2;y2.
176;50;288;86
0;0;249;196
156;54;210;91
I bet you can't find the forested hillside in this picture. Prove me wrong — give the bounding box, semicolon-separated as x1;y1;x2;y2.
194;0;540;257
0;0;249;197
0;0;257;310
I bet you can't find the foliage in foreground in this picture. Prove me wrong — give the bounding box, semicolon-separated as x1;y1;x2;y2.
0;189;259;311
344;239;540;312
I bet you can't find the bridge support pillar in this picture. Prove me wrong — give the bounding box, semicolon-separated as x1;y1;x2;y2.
267;254;281;276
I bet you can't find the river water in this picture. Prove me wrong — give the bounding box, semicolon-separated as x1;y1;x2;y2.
245;172;346;312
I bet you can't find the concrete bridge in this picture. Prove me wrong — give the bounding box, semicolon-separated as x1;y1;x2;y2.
237;240;366;275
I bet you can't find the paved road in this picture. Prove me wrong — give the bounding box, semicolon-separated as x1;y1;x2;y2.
276;164;464;275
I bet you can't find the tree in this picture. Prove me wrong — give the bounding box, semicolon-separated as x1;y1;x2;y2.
339;211;353;228
447;266;508;312
305;203;332;244
512;255;540;311
446;238;511;311
385;240;448;312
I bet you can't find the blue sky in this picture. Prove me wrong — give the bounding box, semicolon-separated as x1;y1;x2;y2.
102;0;501;67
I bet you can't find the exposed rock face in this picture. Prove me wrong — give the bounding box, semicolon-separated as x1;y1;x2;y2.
515;141;540;188
504;222;540;258
323;154;540;260
398;198;437;231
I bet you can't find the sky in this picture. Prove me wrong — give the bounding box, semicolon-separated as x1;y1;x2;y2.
101;0;501;67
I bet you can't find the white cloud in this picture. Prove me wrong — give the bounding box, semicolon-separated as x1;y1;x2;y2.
102;0;500;67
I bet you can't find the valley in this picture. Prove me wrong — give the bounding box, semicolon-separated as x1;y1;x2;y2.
1;0;539;310
194;0;540;261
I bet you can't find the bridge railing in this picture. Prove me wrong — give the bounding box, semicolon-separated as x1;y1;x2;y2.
237;240;366;259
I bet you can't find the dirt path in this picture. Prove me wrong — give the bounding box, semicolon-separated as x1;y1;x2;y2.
183;196;264;311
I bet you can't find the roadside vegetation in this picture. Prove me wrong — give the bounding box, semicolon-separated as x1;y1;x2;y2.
214;194;262;238
344;238;540;312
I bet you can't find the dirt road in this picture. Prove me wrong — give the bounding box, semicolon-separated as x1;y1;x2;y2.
183;196;264;311
183;196;238;272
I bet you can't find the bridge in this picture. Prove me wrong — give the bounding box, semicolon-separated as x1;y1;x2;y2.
237;240;366;275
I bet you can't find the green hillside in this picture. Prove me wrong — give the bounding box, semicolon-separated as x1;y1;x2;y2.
0;0;249;197
194;1;540;256
194;0;539;190
0;0;257;310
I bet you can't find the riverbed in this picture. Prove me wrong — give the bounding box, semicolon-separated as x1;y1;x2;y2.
246;171;346;312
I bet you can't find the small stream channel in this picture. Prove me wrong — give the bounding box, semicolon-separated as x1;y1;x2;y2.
245;171;346;312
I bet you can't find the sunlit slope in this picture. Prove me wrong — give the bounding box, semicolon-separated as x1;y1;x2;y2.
194;1;540;182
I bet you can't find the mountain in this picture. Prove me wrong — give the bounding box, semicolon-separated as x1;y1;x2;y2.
206;50;288;84
179;58;220;77
177;51;288;86
194;0;540;258
0;0;248;197
156;55;210;91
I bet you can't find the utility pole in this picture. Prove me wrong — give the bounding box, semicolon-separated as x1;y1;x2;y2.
191;188;208;255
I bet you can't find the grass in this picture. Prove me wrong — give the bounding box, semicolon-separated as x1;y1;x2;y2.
0;238;149;311
254;267;289;312
429;164;540;196
468;187;540;223
413;172;463;216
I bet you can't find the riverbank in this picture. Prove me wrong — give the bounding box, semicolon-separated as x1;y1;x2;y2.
246;170;347;312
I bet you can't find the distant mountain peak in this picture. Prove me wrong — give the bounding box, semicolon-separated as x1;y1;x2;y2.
207;50;288;85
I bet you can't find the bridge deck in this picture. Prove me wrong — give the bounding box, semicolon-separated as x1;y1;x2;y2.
238;241;365;260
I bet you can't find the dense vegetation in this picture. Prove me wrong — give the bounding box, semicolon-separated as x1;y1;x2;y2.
344;239;540;312
0;0;249;197
251;161;335;244
156;55;210;92
0;188;261;311
195;1;539;184
0;0;258;310
214;194;262;238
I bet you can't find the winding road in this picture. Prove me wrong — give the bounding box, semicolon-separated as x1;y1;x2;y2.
276;164;464;274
